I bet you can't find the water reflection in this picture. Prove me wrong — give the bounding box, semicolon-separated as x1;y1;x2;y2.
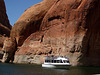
42;68;69;75
0;63;100;75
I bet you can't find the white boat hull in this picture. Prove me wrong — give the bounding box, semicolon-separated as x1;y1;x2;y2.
42;64;70;69
42;55;71;69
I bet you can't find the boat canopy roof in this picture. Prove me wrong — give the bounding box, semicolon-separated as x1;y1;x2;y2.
45;55;69;60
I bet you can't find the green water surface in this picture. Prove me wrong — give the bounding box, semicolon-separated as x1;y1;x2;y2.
0;63;100;75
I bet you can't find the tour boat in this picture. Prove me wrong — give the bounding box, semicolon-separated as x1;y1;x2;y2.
42;55;71;69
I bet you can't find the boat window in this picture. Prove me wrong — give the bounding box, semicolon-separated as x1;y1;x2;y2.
67;61;70;63
51;60;53;63
63;60;70;63
59;60;63;63
45;60;47;62
54;60;56;63
57;60;59;63
53;60;63;63
49;60;50;62
45;60;51;63
45;60;64;63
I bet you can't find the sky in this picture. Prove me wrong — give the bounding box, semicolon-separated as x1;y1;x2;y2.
4;0;43;26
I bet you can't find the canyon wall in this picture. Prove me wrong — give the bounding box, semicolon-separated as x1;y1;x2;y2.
2;0;100;66
10;0;58;46
0;0;12;59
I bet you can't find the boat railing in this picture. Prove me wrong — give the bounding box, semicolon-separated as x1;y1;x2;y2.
45;55;68;60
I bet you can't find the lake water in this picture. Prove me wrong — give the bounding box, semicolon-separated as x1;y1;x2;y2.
0;63;100;75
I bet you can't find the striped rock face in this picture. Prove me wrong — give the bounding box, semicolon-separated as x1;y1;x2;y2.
0;0;12;60
6;0;100;66
2;37;17;63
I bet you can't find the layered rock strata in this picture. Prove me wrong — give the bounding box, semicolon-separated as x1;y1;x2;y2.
14;0;100;66
0;0;12;60
2;0;57;63
3;0;100;66
10;0;57;46
2;37;17;63
0;0;11;30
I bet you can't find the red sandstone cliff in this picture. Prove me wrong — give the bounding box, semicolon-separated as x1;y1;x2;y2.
2;0;100;66
0;0;12;60
0;0;12;50
10;0;57;46
0;0;11;30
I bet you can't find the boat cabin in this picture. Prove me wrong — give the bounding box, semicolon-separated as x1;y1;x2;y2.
44;56;70;63
42;55;71;68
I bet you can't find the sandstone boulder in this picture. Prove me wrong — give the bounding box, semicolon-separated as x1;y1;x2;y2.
2;37;17;63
